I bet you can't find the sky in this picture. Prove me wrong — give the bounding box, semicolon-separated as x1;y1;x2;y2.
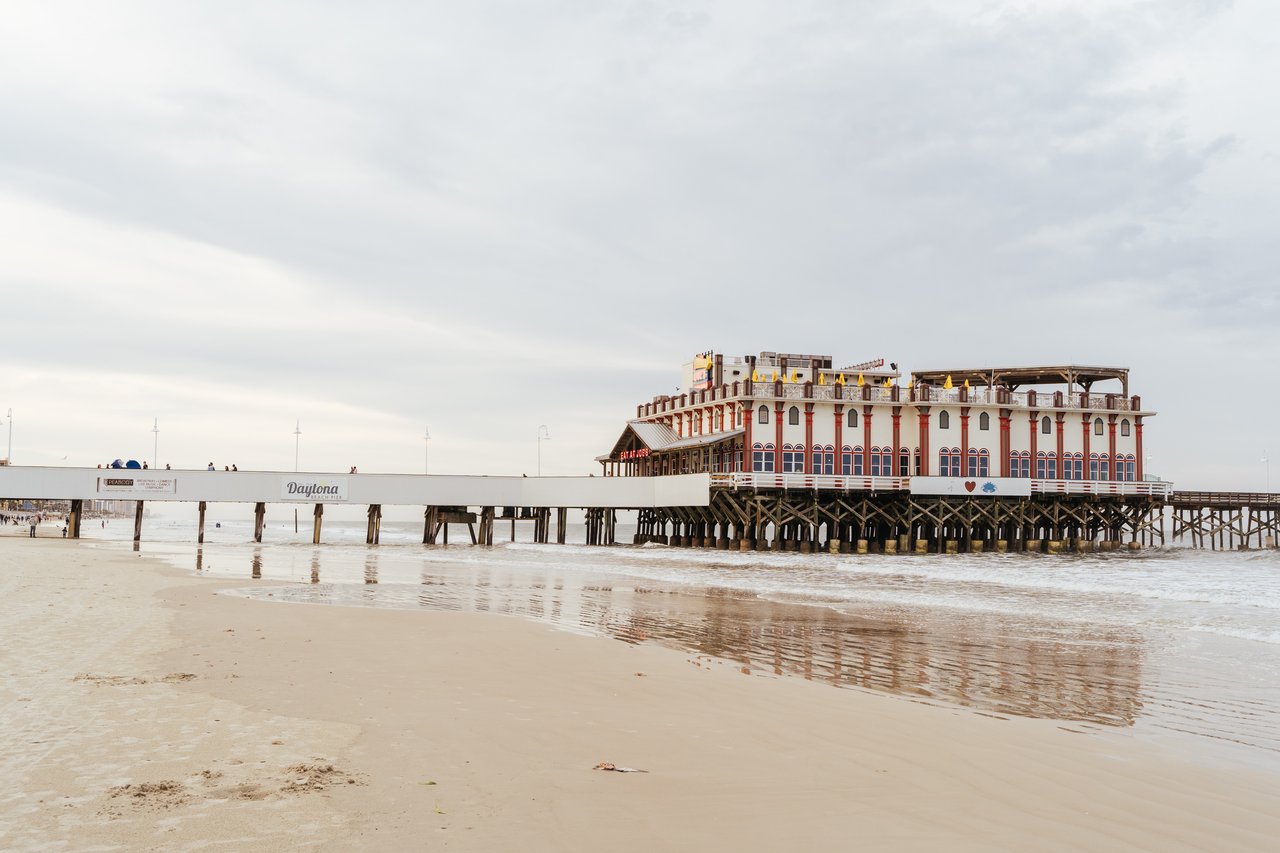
1;0;1277;489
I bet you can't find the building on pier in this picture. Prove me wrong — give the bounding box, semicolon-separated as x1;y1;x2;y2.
601;351;1152;491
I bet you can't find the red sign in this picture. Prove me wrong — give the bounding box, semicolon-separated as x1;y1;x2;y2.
620;448;651;461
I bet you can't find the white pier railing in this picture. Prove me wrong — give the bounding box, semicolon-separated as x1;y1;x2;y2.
711;472;1172;498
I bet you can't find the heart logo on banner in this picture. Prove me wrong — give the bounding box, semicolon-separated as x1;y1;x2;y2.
964;481;977;492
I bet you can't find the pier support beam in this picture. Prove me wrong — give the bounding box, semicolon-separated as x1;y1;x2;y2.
68;499;82;539
424;507;439;544
198;501;207;544
133;500;144;546
254;502;266;543
312;503;324;545
557;507;567;544
366;504;382;545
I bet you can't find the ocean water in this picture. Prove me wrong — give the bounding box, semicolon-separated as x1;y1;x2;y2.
86;509;1280;771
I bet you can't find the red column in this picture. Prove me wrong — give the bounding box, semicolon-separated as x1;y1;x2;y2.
1056;414;1065;478
862;406;873;474
774;403;784;471
1082;414;1091;478
1135;418;1144;481
892;407;902;476
804;405;814;473
1028;412;1038;476
960;408;970;476
833;405;844;468
741;403;752;472
999;412;1011;476
918;409;931;476
1108;415;1118;481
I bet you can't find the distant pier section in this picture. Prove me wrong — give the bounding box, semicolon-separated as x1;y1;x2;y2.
0;467;711;546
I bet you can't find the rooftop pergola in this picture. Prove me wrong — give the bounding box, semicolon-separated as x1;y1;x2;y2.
910;365;1129;397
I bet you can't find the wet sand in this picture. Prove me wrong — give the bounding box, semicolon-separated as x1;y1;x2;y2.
2;537;1279;851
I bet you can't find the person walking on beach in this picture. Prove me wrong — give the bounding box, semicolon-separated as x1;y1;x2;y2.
29;519;36;538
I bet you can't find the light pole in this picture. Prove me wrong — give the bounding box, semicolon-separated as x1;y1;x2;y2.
537;425;551;476
152;418;159;469
5;408;11;464
1264;452;1271;493
424;425;431;475
294;420;302;472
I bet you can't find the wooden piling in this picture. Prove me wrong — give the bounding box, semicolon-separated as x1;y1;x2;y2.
133;500;144;544
68;499;82;538
254;502;266;543
197;501;207;544
312;503;323;545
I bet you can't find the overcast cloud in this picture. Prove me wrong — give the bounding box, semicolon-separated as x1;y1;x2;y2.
1;0;1276;488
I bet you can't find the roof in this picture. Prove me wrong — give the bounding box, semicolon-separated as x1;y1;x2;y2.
602;420;744;460
910;365;1129;394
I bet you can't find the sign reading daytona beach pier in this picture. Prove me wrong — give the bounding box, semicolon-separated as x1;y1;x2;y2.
280;476;350;502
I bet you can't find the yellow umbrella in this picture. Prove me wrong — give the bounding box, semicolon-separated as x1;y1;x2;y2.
790;370;800;384
818;373;826;385
751;369;761;382
857;373;865;386
837;373;846;385
963;379;970;389
943;375;954;390
771;370;778;382
883;377;892;387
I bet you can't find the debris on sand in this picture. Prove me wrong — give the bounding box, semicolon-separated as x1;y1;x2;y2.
593;762;649;773
281;763;364;793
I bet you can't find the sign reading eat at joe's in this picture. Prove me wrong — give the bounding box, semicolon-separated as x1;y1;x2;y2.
620;448;651;461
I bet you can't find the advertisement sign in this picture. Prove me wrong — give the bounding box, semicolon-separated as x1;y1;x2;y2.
908;476;1032;497
96;476;178;495
280;476;350;502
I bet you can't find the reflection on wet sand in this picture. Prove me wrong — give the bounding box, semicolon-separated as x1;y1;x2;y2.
233;549;1142;727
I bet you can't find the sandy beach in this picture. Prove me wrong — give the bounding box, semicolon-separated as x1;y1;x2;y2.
2;534;1278;851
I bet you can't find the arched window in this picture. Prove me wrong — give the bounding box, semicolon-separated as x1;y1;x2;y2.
853;446;865;476
813;445;834;475
1041;416;1051;435
899;448;910;477
758;405;769;424
871;446;883;477
939;411;951;430
1094;417;1104;436
841;445;854;475
880;446;893;477
847;409;858;428
979;412;990;431
782;443;804;473
1121;418;1131;437
1010;450;1030;478
1124;454;1136;481
967;448;989;478
1036;451;1058;479
752;442;775;473
1090;453;1111;481
788;406;800;426
1063;452;1083;480
939;447;962;477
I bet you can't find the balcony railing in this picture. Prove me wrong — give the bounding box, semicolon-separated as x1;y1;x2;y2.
641;383;1142;418
709;472;1172;498
1030;479;1171;498
710;473;909;492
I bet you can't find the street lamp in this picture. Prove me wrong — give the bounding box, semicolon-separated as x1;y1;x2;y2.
1264;452;1271;493
537;425;551;476
294;420;302;472
424;425;431;475
4;408;11;464
152;418;159;469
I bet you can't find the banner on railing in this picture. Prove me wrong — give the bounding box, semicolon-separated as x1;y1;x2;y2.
908;476;1032;497
280;476;350;502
